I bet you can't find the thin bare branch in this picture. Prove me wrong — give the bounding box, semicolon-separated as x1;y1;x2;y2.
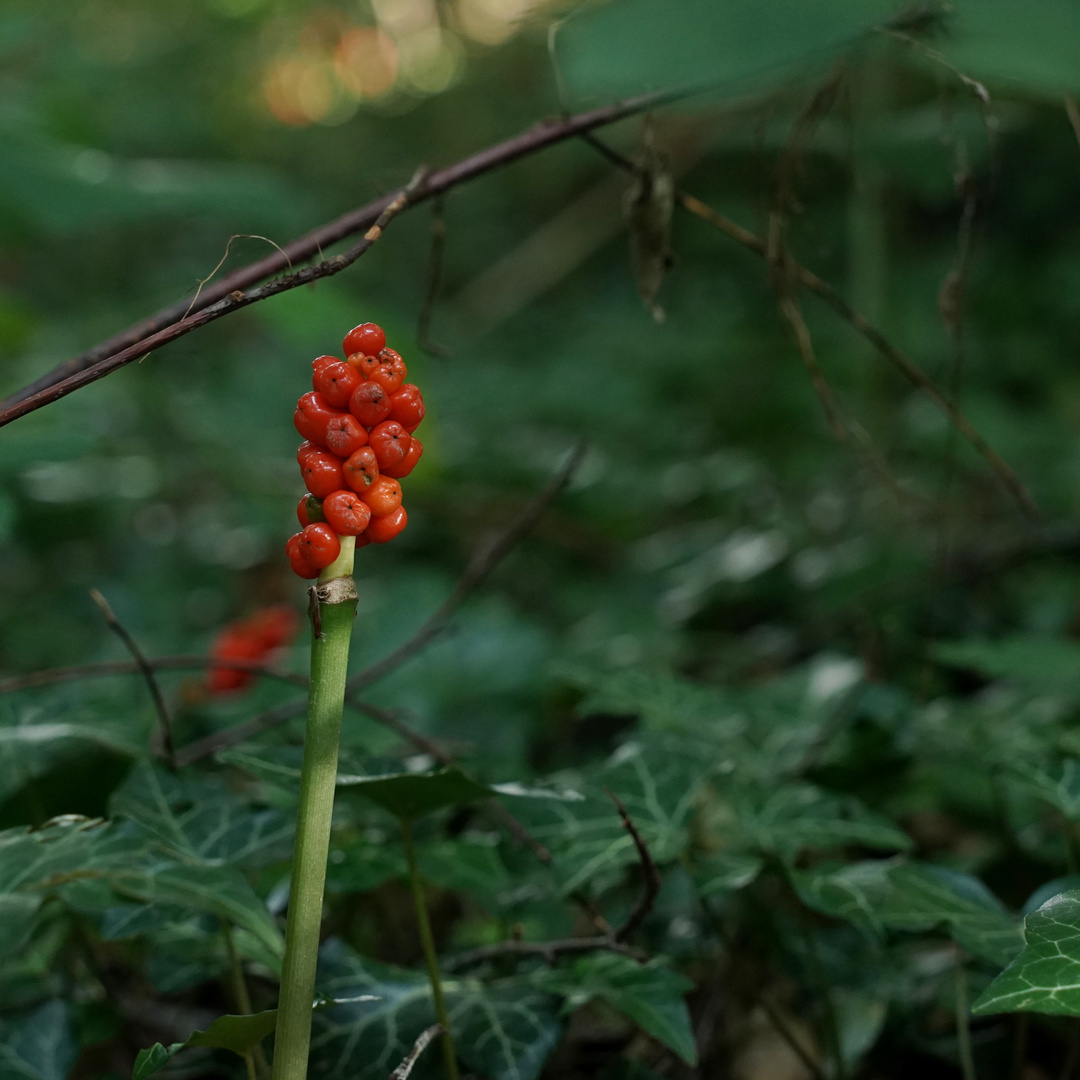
606;789;661;943
580;135;1037;518
0;88;689;424
89;588;176;770
390;1025;443;1080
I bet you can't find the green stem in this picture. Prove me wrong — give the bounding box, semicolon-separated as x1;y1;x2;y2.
225;924;270;1080
271;577;358;1080
401;817;460;1080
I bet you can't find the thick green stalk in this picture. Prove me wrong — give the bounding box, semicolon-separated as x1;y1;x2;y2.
272;573;357;1080
401;818;460;1080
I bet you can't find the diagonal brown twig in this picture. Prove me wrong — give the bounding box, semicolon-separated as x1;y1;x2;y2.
581;133;1037;519
88;588;176;770
0;88;690;426
606;788;661;943
0;169;427;428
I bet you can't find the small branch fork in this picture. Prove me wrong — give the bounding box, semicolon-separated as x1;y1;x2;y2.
446;792;659;971
88;588;176;770
0;89;685;427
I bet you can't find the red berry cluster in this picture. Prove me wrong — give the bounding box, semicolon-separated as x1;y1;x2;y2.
207;604;299;694
286;322;424;579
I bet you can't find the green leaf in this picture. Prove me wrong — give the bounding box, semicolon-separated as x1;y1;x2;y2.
510;738;711;896
556;0;895;102
111;759;294;869
108;861;284;960
1007;760;1080;820
974;892;1080;1016
933;636;1080;692
0;1000;76;1080
312;940;562;1080
794;861;1023;967
732;782;911;859
942;0;1080;97
535;954;697;1065
693;852;764;898
340;764;576;822
0;893;42;964
340;765;500;820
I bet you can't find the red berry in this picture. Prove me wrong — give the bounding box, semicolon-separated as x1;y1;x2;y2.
370;350;407;394
297;493;324;527
343;322;386;358
363;476;402;518
325;414;368;458
314;361;362;409
207;627;261;693
368;420;411;470
323;490;372;535
355;532;372;549
294;391;338;446
298;523;340;569
349;380;392;428
366;504;407;544
312;354;339;375
346;353;381;379
388;384;424;433
297;441;322;466
300;450;345;498
287;533;321;579
343;446;379;496
381;436;423;479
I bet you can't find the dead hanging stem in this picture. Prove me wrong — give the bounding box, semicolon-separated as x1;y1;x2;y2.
89;589;176;770
390;1025;443;1080
446;794;659;971
581;133;1037;519
768;69;848;441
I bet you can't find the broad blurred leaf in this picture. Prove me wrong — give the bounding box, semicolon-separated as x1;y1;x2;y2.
557;0;895;100
0;1000;75;1080
933;637;1080;692
974;892;1080;1015
1007;759;1080;820
312;940;562;1080
535;954;696;1065
943;0;1080;96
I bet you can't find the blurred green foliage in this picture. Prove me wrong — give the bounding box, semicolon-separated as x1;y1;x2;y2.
5;0;1080;1077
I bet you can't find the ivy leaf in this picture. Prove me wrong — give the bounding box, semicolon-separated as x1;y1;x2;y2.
312;940;563;1080
340;765;577;822
131;999;377;1079
0;1000;76;1080
510;739;710;896
973;892;1080;1016
732;782;911;858
107;861;284;960
111;759;294;868
794;861;1023;967
535;954;697;1065
1006;760;1080;820
693;851;764;898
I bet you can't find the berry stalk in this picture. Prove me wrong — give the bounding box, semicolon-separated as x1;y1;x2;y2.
271;569;357;1080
